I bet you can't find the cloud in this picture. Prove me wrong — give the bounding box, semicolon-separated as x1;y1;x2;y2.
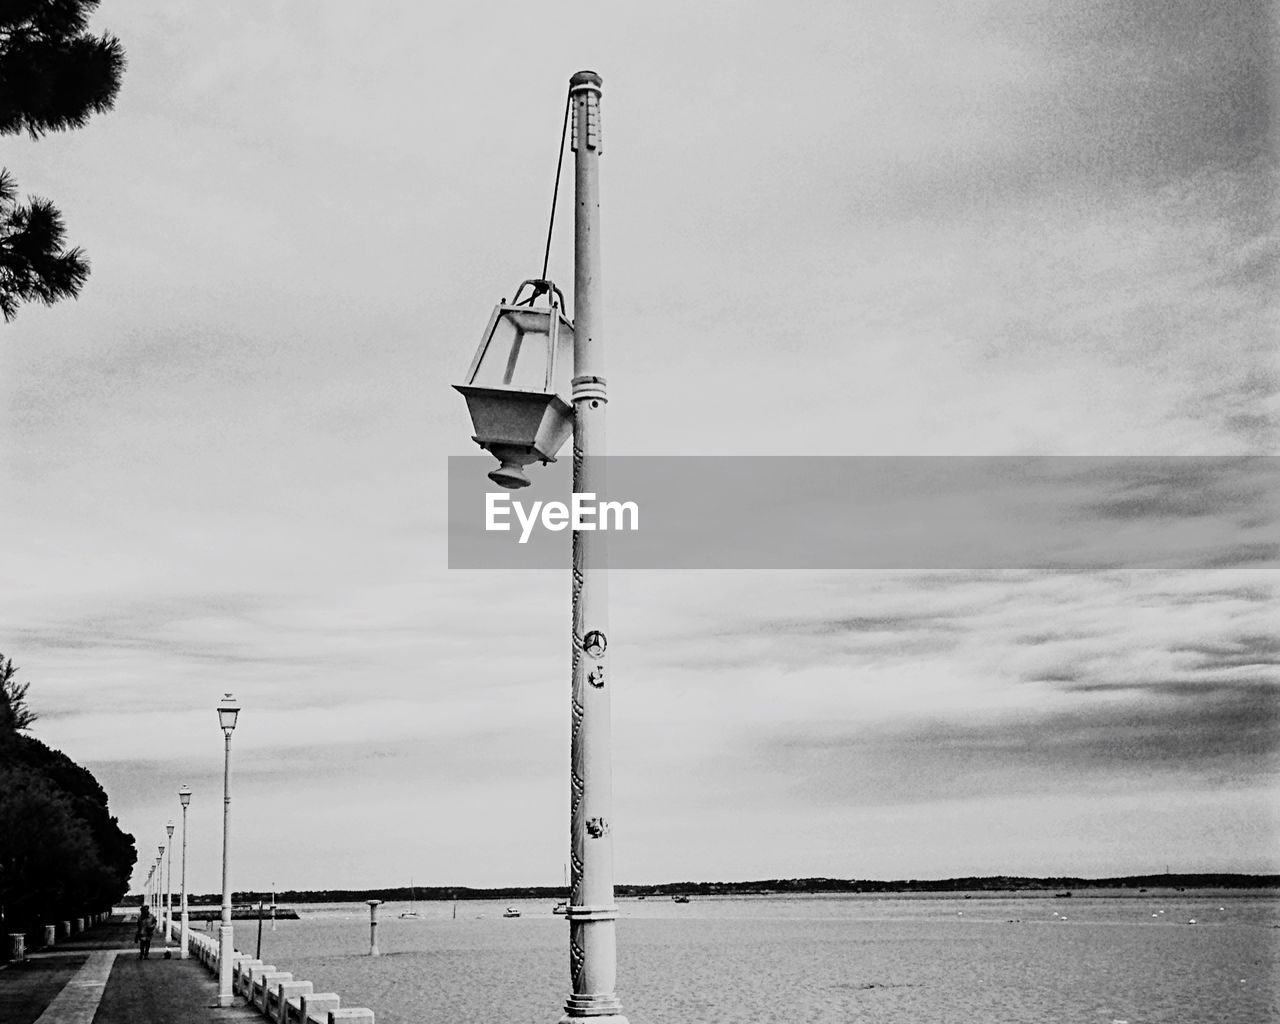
4;1;1278;886
1173;633;1280;672
753;679;1279;806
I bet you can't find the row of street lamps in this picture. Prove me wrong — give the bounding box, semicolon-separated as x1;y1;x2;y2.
136;70;624;1024
139;693;238;1006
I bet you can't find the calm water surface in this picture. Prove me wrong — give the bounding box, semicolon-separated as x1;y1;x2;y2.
223;892;1279;1024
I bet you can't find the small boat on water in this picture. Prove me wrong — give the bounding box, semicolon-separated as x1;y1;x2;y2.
503;907;521;918
671;895;690;904
552;901;568;915
400;879;420;919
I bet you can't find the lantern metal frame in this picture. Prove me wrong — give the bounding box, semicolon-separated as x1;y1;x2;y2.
461;279;573;395
217;693;239;735
454;278;576;489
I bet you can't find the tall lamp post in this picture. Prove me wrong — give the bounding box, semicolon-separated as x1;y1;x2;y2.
178;786;191;958
454;70;625;1024
560;70;625;1024
164;821;175;951
156;848;164;921
216;693;240;1007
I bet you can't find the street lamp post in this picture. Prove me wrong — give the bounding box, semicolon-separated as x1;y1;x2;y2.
156;848;164;925
216;693;240;1007
560;69;626;1024
453;69;623;1024
164;821;175;952
179;786;191;959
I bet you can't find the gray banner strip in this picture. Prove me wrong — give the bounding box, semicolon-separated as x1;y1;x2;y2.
447;456;1280;570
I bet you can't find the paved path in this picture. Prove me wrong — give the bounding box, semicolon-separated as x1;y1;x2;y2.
0;918;260;1024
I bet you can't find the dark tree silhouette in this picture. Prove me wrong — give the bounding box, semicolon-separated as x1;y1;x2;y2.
0;0;124;322
0;171;89;322
0;652;38;731
0;657;136;946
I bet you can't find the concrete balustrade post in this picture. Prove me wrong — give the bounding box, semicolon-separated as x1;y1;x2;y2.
276;981;314;1024
44;924;55;947
8;933;24;961
235;958;263;996
247;963;278;1001
301;992;341;1023
257;972;293;1011
328;1010;374;1024
59;920;70;939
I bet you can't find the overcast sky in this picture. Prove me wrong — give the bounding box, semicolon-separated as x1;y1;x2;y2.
2;2;1276;895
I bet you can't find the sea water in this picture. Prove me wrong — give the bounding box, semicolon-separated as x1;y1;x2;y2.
232;892;1279;1024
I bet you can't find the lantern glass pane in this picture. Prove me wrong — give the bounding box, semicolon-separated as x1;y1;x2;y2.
217;696;239;732
471;311;551;392
551;316;574;401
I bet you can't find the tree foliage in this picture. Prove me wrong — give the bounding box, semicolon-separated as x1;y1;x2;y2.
0;171;89;321
0;652;38;731
0;654;136;941
0;0;124;321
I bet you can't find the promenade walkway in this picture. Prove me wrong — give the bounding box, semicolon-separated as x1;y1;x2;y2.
0;916;259;1024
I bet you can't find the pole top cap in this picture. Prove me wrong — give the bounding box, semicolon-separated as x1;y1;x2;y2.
569;70;602;89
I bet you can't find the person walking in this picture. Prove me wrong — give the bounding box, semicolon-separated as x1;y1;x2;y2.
135;905;156;959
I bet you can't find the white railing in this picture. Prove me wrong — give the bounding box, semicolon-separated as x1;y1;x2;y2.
184;921;374;1024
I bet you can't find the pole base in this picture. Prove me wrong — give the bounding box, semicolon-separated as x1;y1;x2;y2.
560;993;627;1021
217;925;234;1007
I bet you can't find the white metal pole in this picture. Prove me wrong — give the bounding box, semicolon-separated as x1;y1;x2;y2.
560;68;626;1024
180;802;190;958
218;730;234;1006
164;839;173;950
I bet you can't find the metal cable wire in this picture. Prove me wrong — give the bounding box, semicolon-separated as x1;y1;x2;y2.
540;88;572;285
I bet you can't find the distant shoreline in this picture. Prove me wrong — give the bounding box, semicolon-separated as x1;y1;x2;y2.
165;873;1279;907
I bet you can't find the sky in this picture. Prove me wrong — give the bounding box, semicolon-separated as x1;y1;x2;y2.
1;1;1277;896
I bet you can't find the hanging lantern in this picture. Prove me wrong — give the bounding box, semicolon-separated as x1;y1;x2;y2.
454;279;575;488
